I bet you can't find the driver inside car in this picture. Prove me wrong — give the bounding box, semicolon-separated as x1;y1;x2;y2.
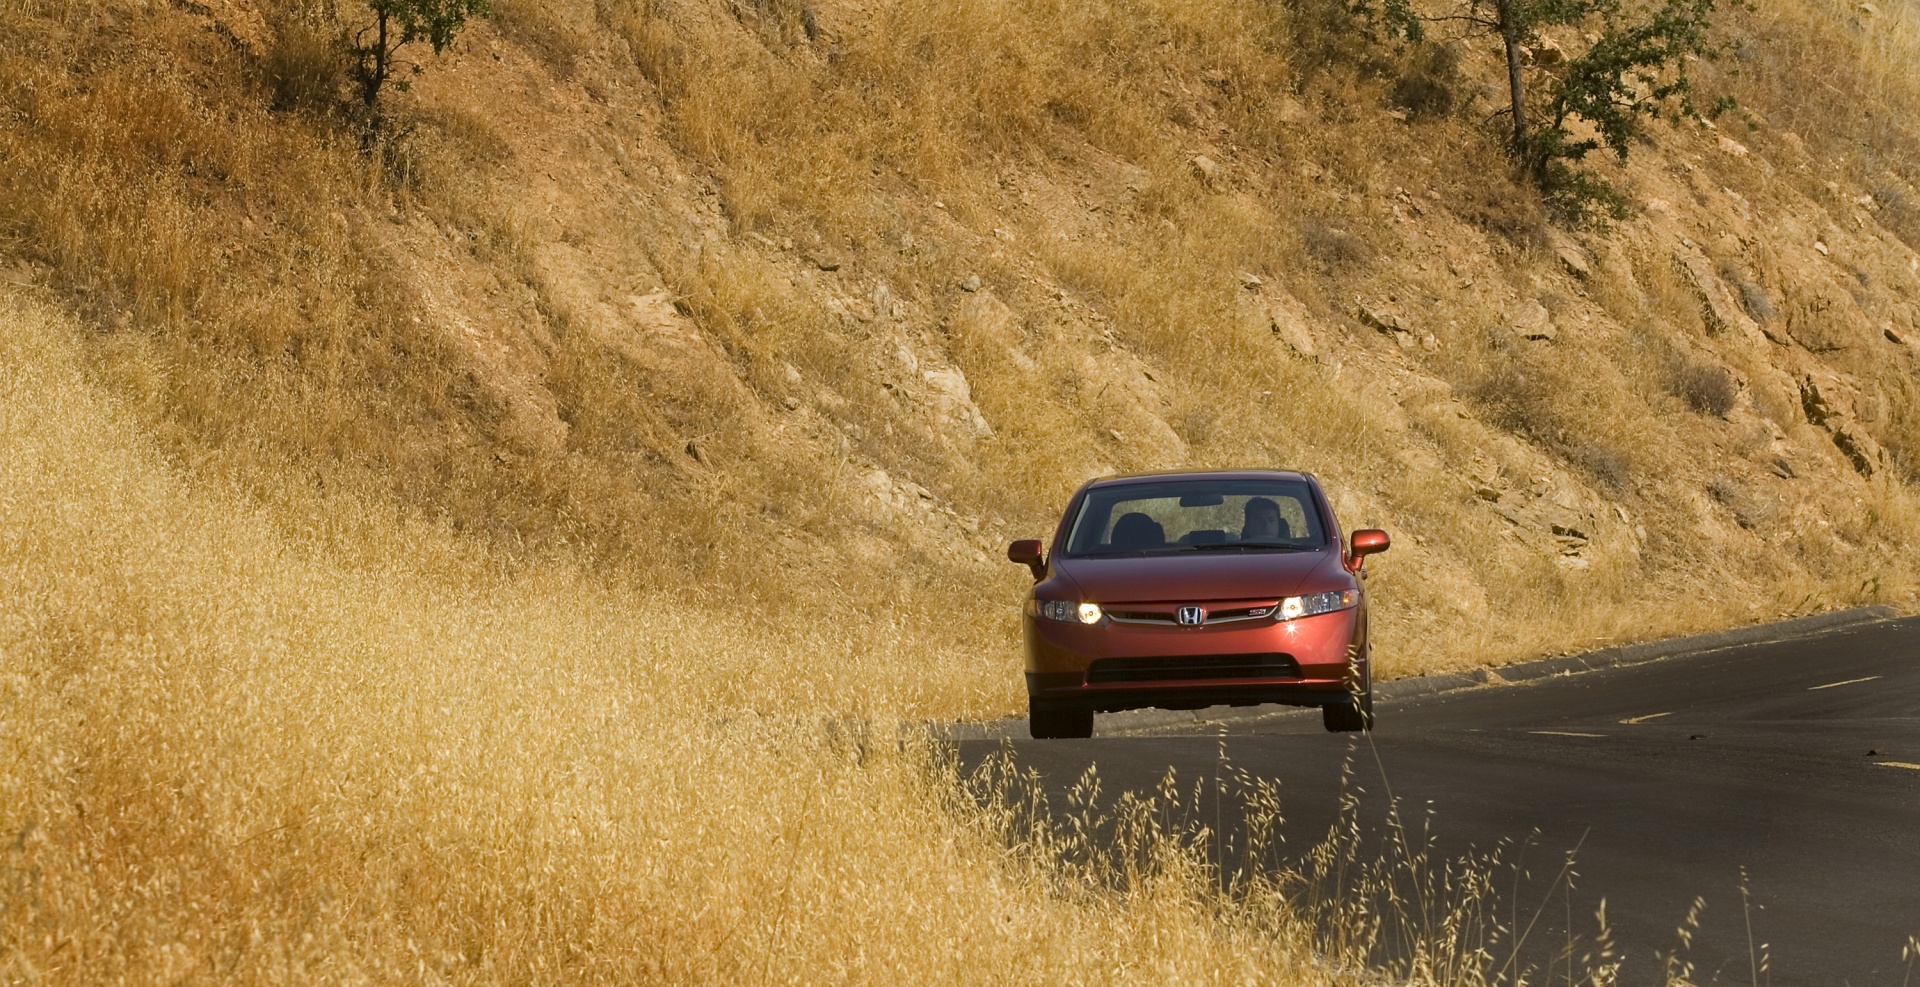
1240;497;1290;541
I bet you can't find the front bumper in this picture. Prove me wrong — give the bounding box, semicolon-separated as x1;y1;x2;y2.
1023;603;1366;712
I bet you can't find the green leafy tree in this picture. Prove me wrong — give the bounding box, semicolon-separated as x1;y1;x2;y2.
345;0;491;109
1370;0;1737;216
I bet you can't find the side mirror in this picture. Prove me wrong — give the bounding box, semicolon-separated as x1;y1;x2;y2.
1348;529;1390;570
1007;539;1047;581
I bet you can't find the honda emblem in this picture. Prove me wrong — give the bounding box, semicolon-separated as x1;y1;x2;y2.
1176;606;1207;627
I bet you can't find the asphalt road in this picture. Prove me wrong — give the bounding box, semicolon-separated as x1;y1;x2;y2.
954;613;1920;986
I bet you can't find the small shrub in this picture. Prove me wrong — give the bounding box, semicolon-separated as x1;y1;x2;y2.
1873;181;1920;254
1457;172;1554;248
1390;43;1462;119
1736;280;1776;322
1463;357;1555;440
1673;360;1739;417
1462;351;1639;488
1575;442;1634;490
1302;220;1373;271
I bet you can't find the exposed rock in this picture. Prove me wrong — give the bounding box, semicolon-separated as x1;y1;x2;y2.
862;468;907;511
1549;232;1591;279
1783;284;1872;352
1190;155;1220;187
1358;302;1406;334
872;281;904;320
1276;98;1310;125
1673;251;1780;344
1799;374;1888;477
1268;301;1319;359
1799;374;1838;426
958;274;982;292
1831;422;1886;477
923;368;994;438
1237;271;1264;290
1511;299;1557;341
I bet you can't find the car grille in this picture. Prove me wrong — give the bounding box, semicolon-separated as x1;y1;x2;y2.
1086;653;1301;684
1107;604;1274;626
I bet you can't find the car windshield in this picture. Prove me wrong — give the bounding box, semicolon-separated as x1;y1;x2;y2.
1062;478;1329;556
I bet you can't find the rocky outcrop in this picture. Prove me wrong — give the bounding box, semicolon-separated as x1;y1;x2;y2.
1799;372;1890;477
921;368;995;438
1674;250;1781;345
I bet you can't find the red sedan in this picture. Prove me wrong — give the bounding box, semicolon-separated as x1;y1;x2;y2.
1008;470;1389;738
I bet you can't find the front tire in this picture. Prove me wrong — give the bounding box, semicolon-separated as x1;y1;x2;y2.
1322;685;1374;733
1029;699;1094;739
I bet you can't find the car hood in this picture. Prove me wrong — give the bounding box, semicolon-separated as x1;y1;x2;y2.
1052;549;1347;604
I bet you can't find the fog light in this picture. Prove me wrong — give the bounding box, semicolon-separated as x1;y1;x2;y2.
1077;602;1103;624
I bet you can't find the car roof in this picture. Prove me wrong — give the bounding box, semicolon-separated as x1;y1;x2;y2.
1084;468;1313;487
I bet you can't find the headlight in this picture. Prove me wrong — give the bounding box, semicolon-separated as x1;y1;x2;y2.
1036;600;1104;624
1277;589;1357;620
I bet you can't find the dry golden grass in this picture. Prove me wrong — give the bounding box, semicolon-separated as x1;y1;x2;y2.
1;291;1334;982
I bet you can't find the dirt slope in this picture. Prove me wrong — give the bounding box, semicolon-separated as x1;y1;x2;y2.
3;0;1918;704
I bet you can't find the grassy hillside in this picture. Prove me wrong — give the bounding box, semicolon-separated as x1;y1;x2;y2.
3;0;1919;979
1;292;1346;980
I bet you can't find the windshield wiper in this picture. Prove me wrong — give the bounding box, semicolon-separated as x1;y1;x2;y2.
1185;542;1316;552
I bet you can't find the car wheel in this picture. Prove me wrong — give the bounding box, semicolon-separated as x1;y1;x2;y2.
1029;699;1094;739
1322;686;1374;733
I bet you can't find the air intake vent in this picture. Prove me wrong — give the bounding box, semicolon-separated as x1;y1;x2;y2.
1087;653;1301;684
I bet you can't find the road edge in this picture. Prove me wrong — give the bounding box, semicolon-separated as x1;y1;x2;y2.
1377;604;1903;700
